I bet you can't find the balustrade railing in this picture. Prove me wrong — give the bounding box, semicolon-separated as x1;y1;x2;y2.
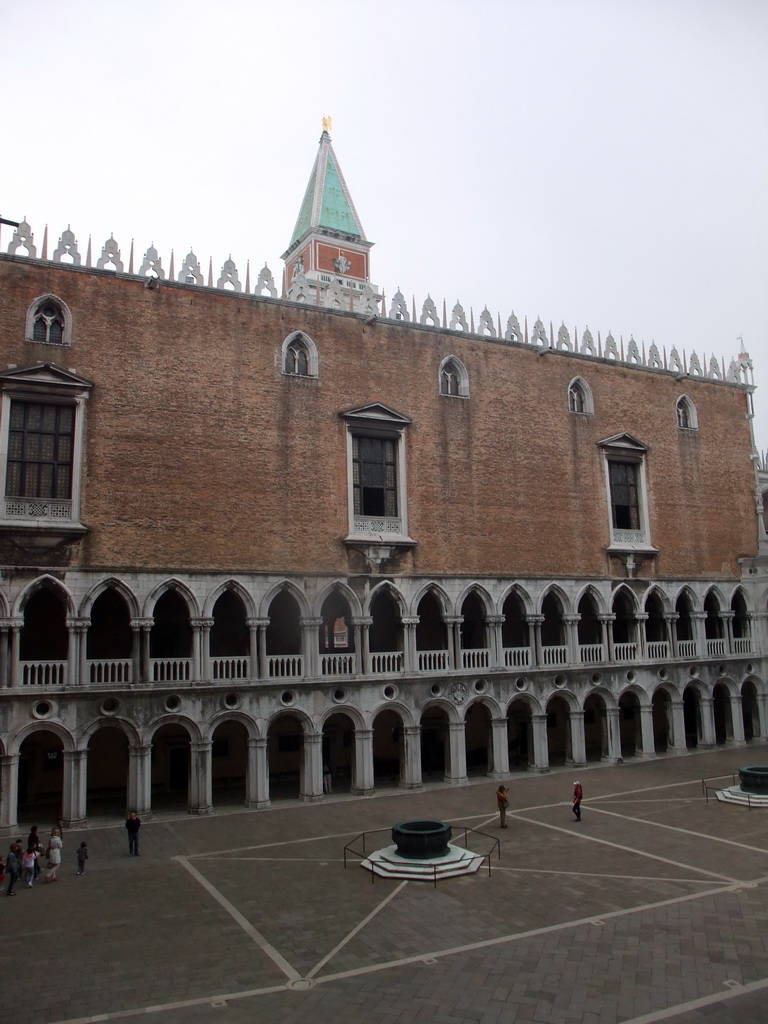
151;658;192;682
417;650;450;672
613;642;637;662
733;637;752;655
88;659;132;684
645;640;669;660
370;651;403;674
503;646;531;668
22;660;66;686
542;645;567;666
461;648;490;669
321;652;355;676
706;638;727;657
676;640;698;659
212;656;249;680
578;643;604;663
267;655;303;678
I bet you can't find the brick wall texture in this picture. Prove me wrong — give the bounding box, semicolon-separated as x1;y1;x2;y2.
0;256;757;579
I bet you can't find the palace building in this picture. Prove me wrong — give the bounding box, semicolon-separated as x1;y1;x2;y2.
0;128;765;831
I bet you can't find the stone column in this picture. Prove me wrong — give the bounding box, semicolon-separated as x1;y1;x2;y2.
635;612;648;660
401;617;419;674
0;753;20;834
605;707;623;762
563;615;580;666
755;692;768;742
0;620;11;688
301;732;324;802
637;704;656;757
66;618;89;687
301;618;323;680
247;618;268;680
246;737;270;808
691;612;707;657
351;728;374;795
401;725;423;789
8;618;22;688
599;613;616;662
62;749;88;826
351;618;365;676
667;700;688;754
445;721;468;785
567;710;587;766
127;744;152;817
444;616;462;671
489;717;510;779
189;741;213;814
486;615;504;668
529;713;550;773
356;616;373;676
526;615;545;668
667;613;680;658
130;618;153;684
729;693;747;745
699;696;716;748
192;617;214;683
722;611;735;655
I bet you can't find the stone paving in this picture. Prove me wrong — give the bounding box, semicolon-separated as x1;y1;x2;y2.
6;748;768;1024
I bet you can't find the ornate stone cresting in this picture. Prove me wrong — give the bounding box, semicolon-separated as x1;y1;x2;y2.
4;218;752;390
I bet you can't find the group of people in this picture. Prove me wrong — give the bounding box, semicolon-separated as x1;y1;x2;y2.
1;822;88;895
495;780;584;827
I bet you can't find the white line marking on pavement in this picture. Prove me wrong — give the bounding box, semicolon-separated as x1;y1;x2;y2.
313;880;738;985
175;856;301;981
508;813;739;881
306;879;409;979
617;974;768;1023
492;866;716;883
587;803;768;853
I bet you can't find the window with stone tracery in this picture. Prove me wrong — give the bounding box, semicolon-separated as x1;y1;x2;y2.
26;295;71;346
568;377;593;414
676;395;697;430
281;331;318;378
438;356;469;398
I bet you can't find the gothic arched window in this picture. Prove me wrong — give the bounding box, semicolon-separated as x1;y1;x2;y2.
568;377;593;414
26;295;71;346
438;356;469;398
676;395;698;430
281;331;318;377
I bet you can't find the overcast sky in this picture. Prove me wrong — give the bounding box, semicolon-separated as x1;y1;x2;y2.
2;0;767;446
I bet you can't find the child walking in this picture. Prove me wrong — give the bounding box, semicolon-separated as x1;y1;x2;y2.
76;841;89;875
22;845;38;887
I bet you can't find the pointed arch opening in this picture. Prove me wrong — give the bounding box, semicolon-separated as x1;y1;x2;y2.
438;355;469;398
87;588;133;684
150;590;192;682
319;589;355;677
502;591;530;668
20;585;68;685
415;591;449;672
210;589;250;681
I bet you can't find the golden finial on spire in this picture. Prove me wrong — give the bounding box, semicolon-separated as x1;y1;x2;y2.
322;115;332;133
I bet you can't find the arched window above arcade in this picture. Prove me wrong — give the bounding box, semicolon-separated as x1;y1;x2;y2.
26;295;72;347
281;331;318;378
438;356;469;398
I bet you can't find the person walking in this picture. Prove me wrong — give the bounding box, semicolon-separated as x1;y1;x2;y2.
125;812;141;856
572;781;583;821
496;784;510;828
22;845;38;888
27;826;43;880
5;844;20;895
76;842;89;875
43;829;63;882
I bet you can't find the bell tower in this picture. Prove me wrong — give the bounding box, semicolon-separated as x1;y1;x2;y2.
282;119;379;310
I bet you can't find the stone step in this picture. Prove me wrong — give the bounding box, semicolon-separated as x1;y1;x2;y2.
361;843;486;880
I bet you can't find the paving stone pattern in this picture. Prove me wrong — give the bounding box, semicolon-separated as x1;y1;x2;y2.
5;748;768;1024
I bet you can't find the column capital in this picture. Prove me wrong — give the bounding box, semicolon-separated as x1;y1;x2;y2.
301;617;324;628
66;617;90;631
351;616;373;627
191;617;215;629
443;615;463;625
635;612;649;623
0;618;22;631
246;618;270;628
664;612;680;623
597;614;616;624
486;615;505;625
691;612;708;622
130;618;154;630
400;616;420;626
190;740;212;754
563;615;580;626
304;732;322;746
526;615;545;625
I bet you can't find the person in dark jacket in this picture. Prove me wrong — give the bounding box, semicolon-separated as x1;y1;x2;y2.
572;781;583;821
125;812;141;855
5;844;20;895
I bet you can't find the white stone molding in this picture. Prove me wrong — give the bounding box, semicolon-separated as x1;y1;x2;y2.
96;235;124;272
505;311;523;343
477;307;496;337
388;289;409;321
450;302;468;331
580;327;596;355
647;343;662;368
179;251;203;285
255;264;277;297
420;295;439;326
604;332;619;360
688;351;703;376
217;256;241;291
556;323;572;351
530;318;548;347
626;337;641;364
7;219;36;258
138;244;165;279
52;226;82;265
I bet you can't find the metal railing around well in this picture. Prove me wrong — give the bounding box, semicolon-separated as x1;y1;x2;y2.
343;825;501;887
701;773;749;807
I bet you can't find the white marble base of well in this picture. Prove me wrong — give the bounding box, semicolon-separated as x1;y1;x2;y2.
360;843;485;880
716;786;768;807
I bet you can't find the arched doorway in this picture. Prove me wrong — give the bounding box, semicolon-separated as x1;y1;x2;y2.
541;593;566;665
322;712;355;793
266;591;302;678
712;682;733;744
465;701;491;775
369;590;403;672
86;725;129;815
618;691;641;757
151;723;192;809
683;685;701;748
501;592;530;667
460;593;487;668
210;591;249;681
506;698;531;770
545;695;570;765
651;690;670;752
741;679;760;741
267;714;304;799
18;728;64;822
415;592;448;671
583;693;607;761
319;592;355;677
372;709;403;788
87;589;133;683
150;591;192;682
211;718;248;807
577;593;602;663
20;585;68;685
420;706;448;780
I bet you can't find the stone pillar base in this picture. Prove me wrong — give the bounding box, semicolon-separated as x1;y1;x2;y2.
527;766;550;775
665;745;688;756
635;751;657;760
486;770;510;781
245;799;270;809
601;756;624;765
398;781;424;791
350;787;375;797
446;776;470;786
188;805;214;815
300;793;323;803
62;817;87;829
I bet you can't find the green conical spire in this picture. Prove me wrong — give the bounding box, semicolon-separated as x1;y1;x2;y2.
287;131;366;250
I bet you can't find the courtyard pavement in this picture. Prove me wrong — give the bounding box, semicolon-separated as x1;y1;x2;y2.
6;747;768;1024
